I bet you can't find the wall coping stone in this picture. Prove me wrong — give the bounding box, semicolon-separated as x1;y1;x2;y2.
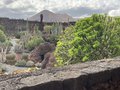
0;58;120;90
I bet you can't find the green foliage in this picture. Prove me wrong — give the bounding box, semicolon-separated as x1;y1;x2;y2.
50;35;58;42
0;30;6;43
0;39;13;53
54;26;75;66
52;23;63;35
55;14;120;66
0;64;7;73
43;24;63;44
5;54;16;65
22;53;29;60
44;25;52;34
15;32;21;39
25;36;44;51
15;60;27;67
47;35;58;44
15;31;26;39
44;24;63;35
6;54;15;60
6;39;13;46
0;25;5;32
14;45;23;53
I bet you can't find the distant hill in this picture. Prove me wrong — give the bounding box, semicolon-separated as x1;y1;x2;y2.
28;10;76;23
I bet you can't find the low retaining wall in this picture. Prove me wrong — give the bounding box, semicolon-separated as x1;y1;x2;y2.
0;59;120;90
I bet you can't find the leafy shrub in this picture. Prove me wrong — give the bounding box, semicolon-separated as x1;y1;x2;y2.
5;59;16;65
55;14;120;66
0;25;5;32
15;60;26;67
6;40;13;53
22;53;29;60
55;26;75;66
5;54;16;65
0;64;7;73
25;36;44;51
6;54;15;60
0;30;6;43
14;45;23;53
15;33;21;39
15;31;26;39
44;25;52;34
45;35;58;44
26;61;35;67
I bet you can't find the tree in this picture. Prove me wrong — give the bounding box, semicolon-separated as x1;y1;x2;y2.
0;29;11;63
55;14;120;66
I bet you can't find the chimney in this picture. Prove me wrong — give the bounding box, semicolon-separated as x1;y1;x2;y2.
39;14;44;32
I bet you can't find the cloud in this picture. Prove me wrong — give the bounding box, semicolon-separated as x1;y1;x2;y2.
109;9;120;16
56;6;108;18
0;0;119;19
3;0;15;4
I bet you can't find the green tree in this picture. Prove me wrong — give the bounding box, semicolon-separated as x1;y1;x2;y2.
55;14;120;66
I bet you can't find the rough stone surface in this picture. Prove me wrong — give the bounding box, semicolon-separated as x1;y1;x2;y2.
0;59;120;90
29;42;55;62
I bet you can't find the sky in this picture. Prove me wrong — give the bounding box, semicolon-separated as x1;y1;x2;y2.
0;0;120;19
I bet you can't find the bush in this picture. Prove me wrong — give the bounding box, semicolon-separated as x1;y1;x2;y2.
55;14;120;66
0;25;5;32
55;26;75;66
14;45;23;53
44;25;52;34
6;54;15;60
15;60;26;67
5;54;16;65
44;35;58;45
25;36;44;51
15;31;26;39
0;64;7;74
15;33;21;39
5;40;13;53
22;53;29;60
0;30;6;43
26;61;35;67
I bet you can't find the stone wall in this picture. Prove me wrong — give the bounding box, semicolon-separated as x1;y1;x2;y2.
0;17;75;35
0;59;120;90
0;17;40;35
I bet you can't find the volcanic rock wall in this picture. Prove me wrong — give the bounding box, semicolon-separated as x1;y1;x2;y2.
0;17;75;35
0;17;40;35
0;59;120;90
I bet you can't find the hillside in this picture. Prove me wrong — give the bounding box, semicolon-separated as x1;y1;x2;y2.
28;10;75;22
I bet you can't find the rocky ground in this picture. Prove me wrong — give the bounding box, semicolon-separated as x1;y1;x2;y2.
0;63;27;74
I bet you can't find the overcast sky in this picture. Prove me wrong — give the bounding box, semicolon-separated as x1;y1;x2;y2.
0;0;120;19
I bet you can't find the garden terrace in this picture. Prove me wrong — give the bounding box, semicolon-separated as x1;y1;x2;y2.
0;58;120;90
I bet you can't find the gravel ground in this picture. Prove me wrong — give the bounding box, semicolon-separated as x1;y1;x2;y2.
0;63;27;74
